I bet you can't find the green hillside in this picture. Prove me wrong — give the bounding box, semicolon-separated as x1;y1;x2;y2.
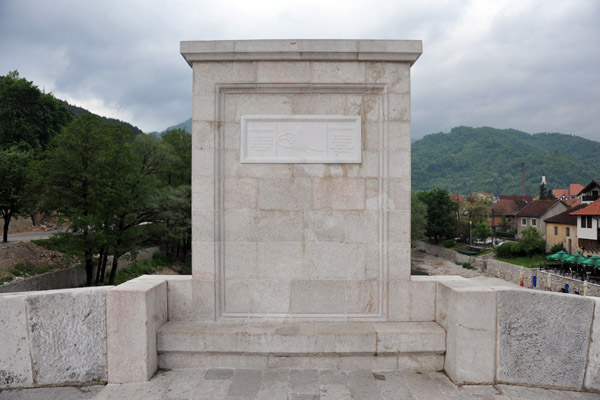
58;100;144;136
411;126;600;195
163;118;191;134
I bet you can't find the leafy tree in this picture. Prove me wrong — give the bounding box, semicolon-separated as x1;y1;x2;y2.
461;193;493;225
102;134;173;285
411;191;427;241
0;147;33;242
517;227;546;256
417;188;458;244
0;70;71;151
161;128;191;186
32;113;134;285
539;182;548;200
472;222;492;243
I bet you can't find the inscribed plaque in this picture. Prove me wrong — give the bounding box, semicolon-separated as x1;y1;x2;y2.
241;115;361;163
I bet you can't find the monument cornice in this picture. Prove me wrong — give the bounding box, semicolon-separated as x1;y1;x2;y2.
180;39;422;66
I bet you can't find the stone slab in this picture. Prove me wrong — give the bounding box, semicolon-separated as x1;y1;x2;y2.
435;278;496;384
25;287;109;385
585;297;600;391
0;294;33;388
106;276;168;383
497;289;595;390
241;115;361;163
181;39;423;65
157;321;445;359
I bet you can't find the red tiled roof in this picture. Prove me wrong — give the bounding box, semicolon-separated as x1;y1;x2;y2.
570;198;600;216
553;189;569;199
515;200;561;217
544;204;588;225
491;199;519;216
498;195;534;203
449;194;462;204
570;184;584;197
565;198;581;207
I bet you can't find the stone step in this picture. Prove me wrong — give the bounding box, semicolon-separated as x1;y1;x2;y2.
157;321;446;371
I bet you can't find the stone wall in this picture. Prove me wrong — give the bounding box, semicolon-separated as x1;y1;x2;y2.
0;266;87;294
0;246;160;294
413;240;486;268
419;275;600;391
415;240;600;297
0;287;110;389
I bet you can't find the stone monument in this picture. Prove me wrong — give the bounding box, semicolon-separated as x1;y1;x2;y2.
183;39;421;321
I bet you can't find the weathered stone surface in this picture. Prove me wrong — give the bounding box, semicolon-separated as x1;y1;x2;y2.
585;297;600;391
345;280;379;314
345;211;379;243
388;279;410;321
257;243;308;279
303;211;345;242
290;280;346;314
409;277;436;322
248;210;303;242
166;277;194;321
106;277;168;383
436;278;496;384
224;177;257;209
313;178;366;210
26;287;108;385
497;289;594;390
257;178;312;210
0;294;33;388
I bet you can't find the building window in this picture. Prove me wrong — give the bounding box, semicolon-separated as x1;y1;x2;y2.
521;218;527;226
588;216;593;228
582;217;587;228
531;218;537;227
554;226;558;235
566;227;570;237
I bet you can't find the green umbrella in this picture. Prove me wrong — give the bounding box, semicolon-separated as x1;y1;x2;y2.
582;256;600;268
547;250;569;261
565;253;586;265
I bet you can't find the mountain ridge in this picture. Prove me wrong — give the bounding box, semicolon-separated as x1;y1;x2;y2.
412;126;600;195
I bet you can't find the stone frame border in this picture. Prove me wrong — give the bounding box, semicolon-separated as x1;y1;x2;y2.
212;82;391;320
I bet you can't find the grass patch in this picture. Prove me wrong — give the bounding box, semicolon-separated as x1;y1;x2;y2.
8;261;61;278
496;255;547;268
33;234;81;255
0;276;14;285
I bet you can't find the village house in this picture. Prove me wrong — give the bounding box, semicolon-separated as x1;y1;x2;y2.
553;183;584;201
544;203;587;254
577;179;600;204
515;199;567;239
570;198;600;256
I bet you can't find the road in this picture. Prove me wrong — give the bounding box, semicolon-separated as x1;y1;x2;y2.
4;231;59;243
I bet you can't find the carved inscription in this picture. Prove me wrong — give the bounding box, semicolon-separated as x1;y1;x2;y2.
241;115;361;163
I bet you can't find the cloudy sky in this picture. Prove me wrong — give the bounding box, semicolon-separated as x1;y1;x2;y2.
1;0;599;141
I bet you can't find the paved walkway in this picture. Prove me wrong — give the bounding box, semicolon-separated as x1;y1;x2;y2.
5;368;599;400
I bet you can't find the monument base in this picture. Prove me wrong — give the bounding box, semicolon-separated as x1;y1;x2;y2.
157;320;445;371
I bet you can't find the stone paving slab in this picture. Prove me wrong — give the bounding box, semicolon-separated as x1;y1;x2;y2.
2;369;600;399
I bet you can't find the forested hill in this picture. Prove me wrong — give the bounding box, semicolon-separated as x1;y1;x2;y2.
411;126;600;195
58;100;144;136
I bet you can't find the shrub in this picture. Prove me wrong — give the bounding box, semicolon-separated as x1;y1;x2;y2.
443;239;456;248
517;227;546;256
549;242;564;254
494;242;519;258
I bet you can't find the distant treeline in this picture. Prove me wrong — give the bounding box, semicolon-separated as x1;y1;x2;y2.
412;126;600;195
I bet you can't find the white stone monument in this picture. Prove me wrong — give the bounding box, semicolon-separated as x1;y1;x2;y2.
183;39;421;321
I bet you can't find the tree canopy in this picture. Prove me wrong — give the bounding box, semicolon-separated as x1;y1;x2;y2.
416;188;458;244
